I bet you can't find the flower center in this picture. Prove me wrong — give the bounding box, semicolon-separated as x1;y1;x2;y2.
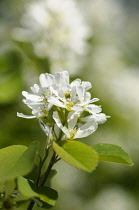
65;102;74;111
68;129;76;140
65;92;70;99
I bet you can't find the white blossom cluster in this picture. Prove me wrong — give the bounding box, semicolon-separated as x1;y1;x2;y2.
17;71;109;140
12;0;90;74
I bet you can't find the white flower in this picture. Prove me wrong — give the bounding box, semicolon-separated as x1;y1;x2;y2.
12;0;90;74
17;70;109;136
82;104;110;124
48;78;99;112
53;111;98;140
17;71;69;119
18;70;109;140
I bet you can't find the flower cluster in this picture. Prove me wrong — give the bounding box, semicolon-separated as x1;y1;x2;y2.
12;0;89;74
17;71;109;140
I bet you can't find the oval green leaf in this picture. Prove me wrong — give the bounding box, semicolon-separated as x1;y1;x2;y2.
53;140;98;173
17;176;58;206
36;186;58;209
0;141;38;182
92;143;133;166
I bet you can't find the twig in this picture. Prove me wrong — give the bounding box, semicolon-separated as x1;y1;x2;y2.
27;151;57;210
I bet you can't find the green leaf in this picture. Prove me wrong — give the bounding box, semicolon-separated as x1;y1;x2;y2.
0;145;26;182
36;186;58;209
17;176;38;199
0;141;38;182
4;180;16;198
46;169;57;187
17;176;58;206
10;141;39;178
53;140;98;172
92;143;134;166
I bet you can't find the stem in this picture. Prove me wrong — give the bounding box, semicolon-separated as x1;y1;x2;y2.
35;156;42;188
35;148;49;188
39;151;56;186
27;119;62;210
27;151;57;210
27;200;35;210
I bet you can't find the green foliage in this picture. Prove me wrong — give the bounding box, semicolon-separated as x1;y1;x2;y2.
0;141;38;182
17;176;38;200
92;143;133;165
0;145;26;182
35;186;58;209
46;169;57;187
17;176;58;207
4;180;16;198
0;1;137;209
53;140;99;172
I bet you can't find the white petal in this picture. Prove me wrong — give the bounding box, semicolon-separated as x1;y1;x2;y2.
54;73;61;86
22;100;44;110
17;112;36;119
31;84;41;94
84;92;91;101
58;85;70;98
54;71;69;86
76;86;84;102
44;73;54;86
71;85;76;101
23;99;44;105
39;73;54;88
75;120;98;138
22;91;42;102
40;73;54;87
95;113;110;124
70;79;81;87
53;111;63;130
50;86;59;97
67;111;78;129
61;71;69;85
29;102;52;112
32;109;44;118
79;101;90;107
53;111;71;138
82;81;92;91
73;105;84;112
62;126;70;138
39;73;48;88
90;98;99;103
48;96;65;108
86;104;102;114
82;113;109;124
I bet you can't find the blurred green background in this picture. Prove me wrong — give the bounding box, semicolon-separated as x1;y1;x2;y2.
0;0;139;209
